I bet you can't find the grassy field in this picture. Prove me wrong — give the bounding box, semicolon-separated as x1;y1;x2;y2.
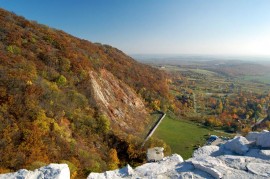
189;68;217;76
241;74;270;85
152;115;233;159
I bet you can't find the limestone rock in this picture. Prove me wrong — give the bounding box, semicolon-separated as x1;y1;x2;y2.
135;154;183;177
246;132;261;142
0;169;30;179
256;131;270;147
224;136;250;155
87;165;133;179
192;145;222;158
0;164;70;179
218;155;247;170
247;162;270;177
260;150;270;158
120;164;134;176
39;164;70;179
190;156;229;178
88;154;183;179
147;147;164;162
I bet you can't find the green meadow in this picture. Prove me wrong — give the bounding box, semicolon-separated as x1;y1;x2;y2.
152;115;232;159
242;74;270;85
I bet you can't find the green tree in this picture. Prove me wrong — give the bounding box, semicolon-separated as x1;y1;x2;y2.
96;114;110;134
6;45;21;54
56;75;67;86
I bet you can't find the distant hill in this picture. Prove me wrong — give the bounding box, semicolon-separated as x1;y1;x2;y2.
0;8;169;176
205;62;270;77
138;56;270;77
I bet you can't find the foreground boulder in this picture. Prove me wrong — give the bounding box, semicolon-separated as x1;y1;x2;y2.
224;136;250;155
246;132;261;142
192;145;221;158
88;131;270;179
88;154;183;179
256;131;270;148
0;164;70;179
87;165;134;179
146;147;164;162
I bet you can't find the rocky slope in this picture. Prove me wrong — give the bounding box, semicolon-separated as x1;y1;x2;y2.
89;69;147;133
88;130;270;179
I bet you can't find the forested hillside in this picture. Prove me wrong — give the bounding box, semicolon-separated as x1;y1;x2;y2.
0;8;169;177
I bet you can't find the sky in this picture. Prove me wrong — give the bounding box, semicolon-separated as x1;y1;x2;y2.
1;0;270;56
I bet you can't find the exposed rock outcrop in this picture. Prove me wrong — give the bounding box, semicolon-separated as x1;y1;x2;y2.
0;164;70;179
146;147;164;162
89;69;148;133
224;136;250;155
256;131;270;148
192;145;221;158
88;131;270;179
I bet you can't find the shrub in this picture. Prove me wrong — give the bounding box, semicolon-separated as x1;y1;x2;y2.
96;114;110;134
27;161;47;171
6;45;21;54
59;58;71;72
56;75;67;86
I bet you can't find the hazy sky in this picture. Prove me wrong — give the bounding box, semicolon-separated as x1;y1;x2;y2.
1;0;270;56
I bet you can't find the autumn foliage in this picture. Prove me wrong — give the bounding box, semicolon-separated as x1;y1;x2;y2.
0;8;169;177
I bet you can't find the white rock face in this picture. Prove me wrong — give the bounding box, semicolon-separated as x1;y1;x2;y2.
246;132;261;142
256;131;270;147
88;165;133;179
190;156;227;178
134;154;183;177
0;164;70;179
224;136;250;155
260;150;270;158
39;164;70;179
247;162;270;177
147;147;164;162
192;145;221;158
88;131;270;179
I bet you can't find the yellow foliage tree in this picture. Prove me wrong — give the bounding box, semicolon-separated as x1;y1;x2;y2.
151;100;161;110
107;148;120;170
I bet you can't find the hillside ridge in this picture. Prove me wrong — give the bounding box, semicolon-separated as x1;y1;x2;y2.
0;8;169;177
